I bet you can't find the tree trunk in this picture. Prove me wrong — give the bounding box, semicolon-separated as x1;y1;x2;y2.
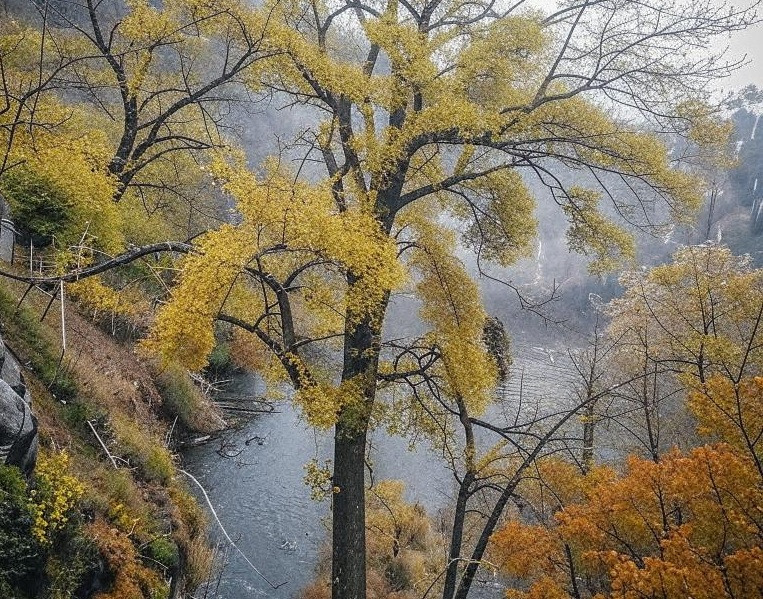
331;276;389;599
443;394;476;599
332;415;368;599
581;401;596;474
442;472;473;599
454;487;515;599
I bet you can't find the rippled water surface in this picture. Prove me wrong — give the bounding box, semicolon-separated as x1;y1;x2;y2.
183;393;330;597
182;348;575;598
181;375;457;598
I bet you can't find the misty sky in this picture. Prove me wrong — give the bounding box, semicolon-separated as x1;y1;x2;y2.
721;14;763;91
527;0;763;92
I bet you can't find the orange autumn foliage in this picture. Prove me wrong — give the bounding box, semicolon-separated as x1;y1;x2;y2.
89;518;168;599
492;445;763;599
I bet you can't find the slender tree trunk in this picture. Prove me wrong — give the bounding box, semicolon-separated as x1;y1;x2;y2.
453;484;516;599
581;401;596;474
443;394;476;599
442;472;473;599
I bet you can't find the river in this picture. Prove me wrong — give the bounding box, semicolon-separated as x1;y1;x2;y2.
182;372;456;599
182;342;579;599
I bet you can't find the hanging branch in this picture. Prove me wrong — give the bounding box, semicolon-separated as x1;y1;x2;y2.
0;241;196;285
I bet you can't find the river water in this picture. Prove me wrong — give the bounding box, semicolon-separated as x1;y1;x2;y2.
182;373;457;598
182;342;579;599
183;388;332;598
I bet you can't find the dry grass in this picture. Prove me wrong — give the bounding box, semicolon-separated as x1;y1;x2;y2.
0;272;220;596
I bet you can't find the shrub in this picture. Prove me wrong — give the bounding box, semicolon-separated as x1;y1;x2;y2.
90;468;156;540
43;532;99;599
168;486;206;538
30;452;85;546
0;465;41;592
154;362;224;433
167;485;213;591
89;519;170;599
0;286;77;402
62;401;98;433
182;536;215;590
0;167;73;247
145;537;179;570
206;338;232;376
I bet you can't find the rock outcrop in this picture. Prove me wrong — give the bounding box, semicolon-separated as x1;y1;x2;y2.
0;200;39;475
0;337;38;475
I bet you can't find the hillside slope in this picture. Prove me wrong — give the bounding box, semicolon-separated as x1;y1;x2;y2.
0;275;223;599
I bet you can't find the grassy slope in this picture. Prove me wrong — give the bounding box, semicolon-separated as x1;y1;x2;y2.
0;275;222;599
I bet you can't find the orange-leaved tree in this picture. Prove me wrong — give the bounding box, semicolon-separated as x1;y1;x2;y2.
492;245;763;599
493;444;763;599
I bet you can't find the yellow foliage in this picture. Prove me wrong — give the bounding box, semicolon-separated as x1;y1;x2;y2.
562;187;635;274
145;160;404;374
68;278;148;319
458;169;537;266
120;0;176;45
608;245;763;457
365;480;440;593
517;457;615;520
610;247;763;370
295;382;346;430
142;224;255;370
492;521;561;580
405;211;497;414
688;375;763;467
30;451;85;546
676;100;736;168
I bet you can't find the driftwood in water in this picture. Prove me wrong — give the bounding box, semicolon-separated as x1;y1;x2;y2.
213;394;276;415
214;401;276;414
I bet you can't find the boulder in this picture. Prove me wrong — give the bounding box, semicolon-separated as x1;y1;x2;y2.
1;346;26;398
0;345;37;475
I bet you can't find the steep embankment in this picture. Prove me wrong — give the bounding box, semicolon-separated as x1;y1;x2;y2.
0;275;224;599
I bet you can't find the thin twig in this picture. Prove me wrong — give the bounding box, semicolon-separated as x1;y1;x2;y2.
179;469;288;590
87;420;118;469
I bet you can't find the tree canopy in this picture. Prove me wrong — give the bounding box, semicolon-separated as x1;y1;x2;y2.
1;1;760;599
493;245;763;599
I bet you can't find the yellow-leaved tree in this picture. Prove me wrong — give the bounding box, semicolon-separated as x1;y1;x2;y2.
0;0;279;324
5;1;758;599
0;17;122;253
2;0;277;259
607;245;763;472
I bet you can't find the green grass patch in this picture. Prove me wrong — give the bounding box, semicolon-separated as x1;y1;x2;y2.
0;285;77;402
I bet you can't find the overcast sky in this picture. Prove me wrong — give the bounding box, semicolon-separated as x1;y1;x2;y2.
721;14;763;91
527;0;763;93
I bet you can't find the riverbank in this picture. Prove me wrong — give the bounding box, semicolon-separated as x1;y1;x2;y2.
0;274;224;598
